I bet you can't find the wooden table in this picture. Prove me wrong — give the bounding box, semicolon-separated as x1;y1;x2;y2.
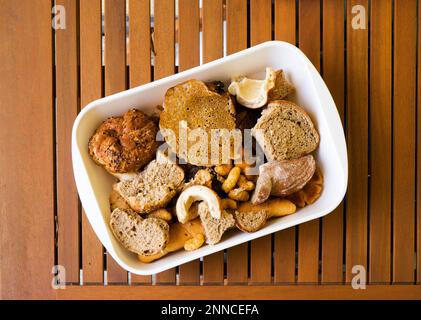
1;0;421;300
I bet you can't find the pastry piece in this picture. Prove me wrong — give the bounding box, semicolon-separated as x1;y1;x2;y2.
228;68;294;109
251;155;316;204
114;159;185;213
252;100;319;161
138;219;205;263
234;210;267;233
159;79;237;166
198;202;235;245
110;208;169;256
288;167;323;207
88;109;159;173
238;199;296;219
176;185;223;223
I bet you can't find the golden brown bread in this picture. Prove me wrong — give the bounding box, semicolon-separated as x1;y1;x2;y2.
159;80;237;166
88;109;159;173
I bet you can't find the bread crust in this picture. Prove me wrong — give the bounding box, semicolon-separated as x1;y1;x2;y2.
159;80;237;166
252;100;319;161
88;109;159;173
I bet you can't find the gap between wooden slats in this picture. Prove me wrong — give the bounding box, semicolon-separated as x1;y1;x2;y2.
154;0;177;285
177;0;201;285
345;0;369;283
104;0;128;284
320;0;345;284
249;0;273;284
55;0;80;284
417;0;421;285
273;0;297;284
392;0;417;283
128;0;152;285
202;0;225;285
297;0;321;284
369;0;392;284
79;0;104;284
225;0;249;284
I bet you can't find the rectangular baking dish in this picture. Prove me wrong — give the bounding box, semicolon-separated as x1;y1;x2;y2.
72;41;348;275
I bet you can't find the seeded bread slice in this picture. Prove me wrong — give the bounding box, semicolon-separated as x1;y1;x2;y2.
110;208;170;256
114;159;185;213
234;210;267;233
252;100;319;161
198;202;235;245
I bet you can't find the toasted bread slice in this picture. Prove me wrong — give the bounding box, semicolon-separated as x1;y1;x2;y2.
252;100;319;161
114;159;184;213
234;210;267;233
110;208;169;256
198;202;235;245
159;80;237;166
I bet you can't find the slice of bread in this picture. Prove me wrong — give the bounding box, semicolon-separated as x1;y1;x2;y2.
198;202;235;245
110;208;170;256
252;100;319;161
234;210;267;233
159;79;237;166
114;159;185;213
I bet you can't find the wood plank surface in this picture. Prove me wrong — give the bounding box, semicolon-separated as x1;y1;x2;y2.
369;0;392;284
128;0;152;285
274;0;296;45
153;0;176;284
178;0;201;285
225;0;249;284
345;0;369;282
249;0;273;284
297;0;320;283
202;0;225;285
392;0;417;283
0;0;54;299
104;0;128;283
55;0;80;284
273;0;297;284
79;0;104;284
321;0;345;284
58;285;421;300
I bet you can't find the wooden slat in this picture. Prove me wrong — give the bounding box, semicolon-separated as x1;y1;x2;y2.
345;0;369;282
128;0;152;285
58;285;421;300
274;0;296;45
392;0;417;283
104;0;128;283
226;0;248;284
154;0;176;284
128;0;151;88
80;0;104;283
321;0;344;284
418;0;421;285
55;0;79;283
273;0;297;284
297;0;320;283
0;0;54;298
202;0;225;284
369;0;392;284
249;0;272;284
178;0;201;285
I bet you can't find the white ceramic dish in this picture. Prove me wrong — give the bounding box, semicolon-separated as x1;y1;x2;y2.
72;41;348;275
